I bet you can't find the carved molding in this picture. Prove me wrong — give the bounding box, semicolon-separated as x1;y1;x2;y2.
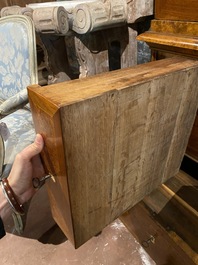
28;0;127;34
72;0;127;34
73;32;109;78
0;1;154;34
0;5;69;35
0;5;33;18
33;6;69;35
126;0;154;23
69;26;138;78
0;1;153;83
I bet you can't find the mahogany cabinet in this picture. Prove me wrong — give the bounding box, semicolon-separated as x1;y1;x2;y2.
28;57;198;248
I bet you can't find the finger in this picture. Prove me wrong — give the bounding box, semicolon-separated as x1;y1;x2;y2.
19;134;44;162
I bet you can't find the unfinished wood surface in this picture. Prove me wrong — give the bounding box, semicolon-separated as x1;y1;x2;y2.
28;57;198;248
155;0;198;22
137;19;198;162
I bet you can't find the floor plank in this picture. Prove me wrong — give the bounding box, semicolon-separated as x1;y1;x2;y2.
120;170;198;265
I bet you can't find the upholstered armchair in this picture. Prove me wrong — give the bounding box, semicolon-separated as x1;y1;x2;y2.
0;15;37;117
0;15;53;236
0;14;37;179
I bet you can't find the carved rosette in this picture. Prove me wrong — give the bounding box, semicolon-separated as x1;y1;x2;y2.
33;6;69;35
72;4;92;34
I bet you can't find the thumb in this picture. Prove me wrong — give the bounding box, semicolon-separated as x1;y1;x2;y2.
20;134;44;161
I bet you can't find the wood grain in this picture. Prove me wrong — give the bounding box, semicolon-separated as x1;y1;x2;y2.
151;20;198;36
155;0;198;22
137;31;198;58
28;90;75;245
137;19;198;161
28;57;198;248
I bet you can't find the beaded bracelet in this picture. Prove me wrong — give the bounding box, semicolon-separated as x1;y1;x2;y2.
0;178;24;215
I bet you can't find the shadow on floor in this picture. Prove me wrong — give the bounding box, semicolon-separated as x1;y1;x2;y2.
38;224;67;245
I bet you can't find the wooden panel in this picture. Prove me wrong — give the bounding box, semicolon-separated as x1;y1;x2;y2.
150;20;198;37
155;0;198;22
186;111;198;161
137;19;198;161
28;57;198;248
137;20;198;56
137;31;198;58
27;89;75;246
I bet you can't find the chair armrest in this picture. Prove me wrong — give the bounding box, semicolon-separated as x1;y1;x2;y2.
0;89;28;118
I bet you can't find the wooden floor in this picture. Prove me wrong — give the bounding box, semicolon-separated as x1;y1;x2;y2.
121;170;198;265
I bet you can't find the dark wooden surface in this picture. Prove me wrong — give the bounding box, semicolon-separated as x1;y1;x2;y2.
186;111;198;161
120;170;198;265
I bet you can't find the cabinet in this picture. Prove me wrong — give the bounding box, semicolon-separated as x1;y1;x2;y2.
155;0;198;22
138;4;198;161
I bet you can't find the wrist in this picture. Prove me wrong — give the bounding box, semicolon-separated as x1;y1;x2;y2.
0;178;25;216
7;177;25;205
0;185;12;220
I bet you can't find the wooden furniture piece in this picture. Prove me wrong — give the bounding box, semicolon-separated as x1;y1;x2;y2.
155;0;198;22
137;1;198;162
137;19;198;60
120;2;198;263
28;56;198;248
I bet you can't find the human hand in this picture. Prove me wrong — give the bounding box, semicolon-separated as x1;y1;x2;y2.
8;134;45;204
